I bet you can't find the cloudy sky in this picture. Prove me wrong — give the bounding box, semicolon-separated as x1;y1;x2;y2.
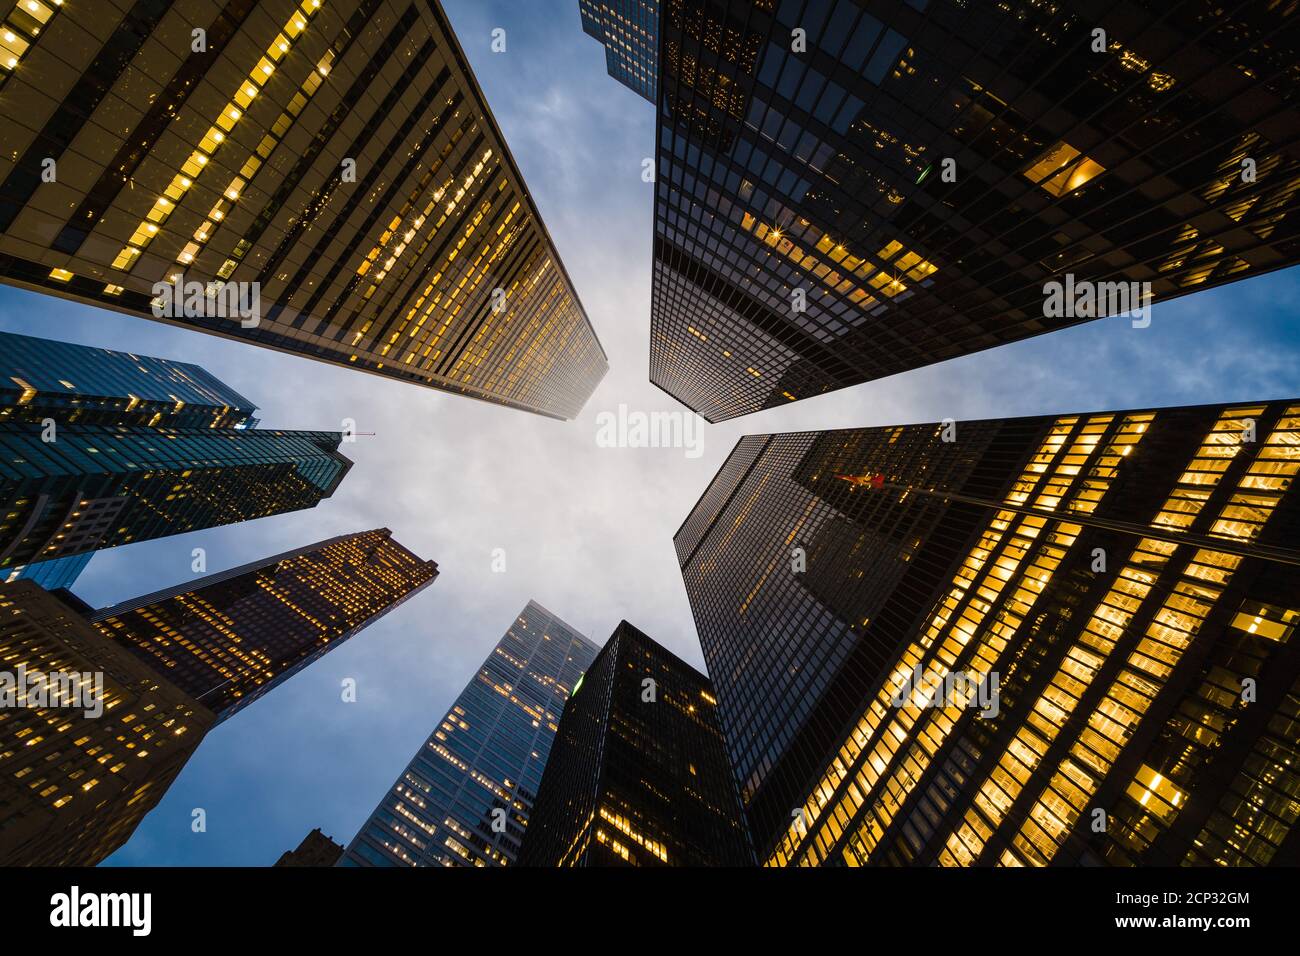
1;0;1297;866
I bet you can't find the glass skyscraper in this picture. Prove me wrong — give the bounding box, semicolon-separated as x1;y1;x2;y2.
3;552;93;591
650;0;1300;420
678;399;1300;865
0;0;607;419
89;529;438;723
341;600;598;866
519;620;753;867
0;329;351;573
579;0;660;103
0;329;256;429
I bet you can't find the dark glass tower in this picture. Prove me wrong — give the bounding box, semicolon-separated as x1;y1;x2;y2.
519;620;753;866
650;0;1300;420
676;400;1300;865
0;329;350;573
341;601;597;866
0;581;215;866
88;529;437;723
0;423;350;570
0;0;607;419
579;0;660;102
0;329;256;429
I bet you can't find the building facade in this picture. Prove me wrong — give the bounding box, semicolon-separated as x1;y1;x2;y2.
0;423;351;571
0;329;257;430
275;826;345;866
89;529;437;722
579;0;660;103
677;400;1300;865
0;581;215;866
519;620;753;866
3;553;93;591
650;0;1300;420
340;601;597;866
0;0;607;419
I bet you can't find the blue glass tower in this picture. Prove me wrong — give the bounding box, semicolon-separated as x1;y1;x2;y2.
579;0;659;103
3;552;93;590
341;601;599;866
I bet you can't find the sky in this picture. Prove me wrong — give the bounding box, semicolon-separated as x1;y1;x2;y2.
1;0;1298;866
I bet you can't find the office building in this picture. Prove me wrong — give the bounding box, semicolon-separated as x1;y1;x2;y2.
651;0;1300;419
89;529;437;722
0;581;215;866
341;601;597;866
275;827;345;866
579;0;659;102
0;423;350;571
677;399;1300;865
3;553;93;591
0;0;607;419
0;329;257;429
519;620;753;866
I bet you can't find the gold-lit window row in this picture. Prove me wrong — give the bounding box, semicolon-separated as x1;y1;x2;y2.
0;0;61;82
111;1;324;273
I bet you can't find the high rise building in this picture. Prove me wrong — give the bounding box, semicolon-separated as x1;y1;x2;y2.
0;423;351;571
0;581;215;866
0;328;349;574
579;0;660;103
3;552;93;591
275;827;345;866
340;601;597;866
650;0;1300;420
519;620;753;866
0;0;607;419
0;329;257;429
89;529;437;723
676;399;1300;865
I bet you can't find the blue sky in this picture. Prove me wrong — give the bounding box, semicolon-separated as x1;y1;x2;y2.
1;0;1298;866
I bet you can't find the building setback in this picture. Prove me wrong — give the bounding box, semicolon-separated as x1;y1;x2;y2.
341;601;597;866
676;399;1300;866
519;620;753;866
89;529;437;723
579;0;660;103
650;0;1300;420
0;0;607;419
0;581;215;866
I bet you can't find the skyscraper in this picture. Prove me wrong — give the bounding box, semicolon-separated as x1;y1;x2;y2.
0;329;256;430
676;399;1300;865
0;329;350;574
579;0;660;103
341;601;596;866
0;0;607;419
89;529;437;723
650;0;1300;420
0;423;351;571
519;620;753;866
0;581;215;866
275;827;345;866
3;552;93;591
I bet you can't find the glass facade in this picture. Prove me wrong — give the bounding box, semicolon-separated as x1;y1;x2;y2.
650;0;1300;420
341;600;597;866
88;529;437;723
3;552;93;591
0;0;607;420
677;400;1300;865
0;423;351;570
0;581;215;866
519;620;753;866
579;0;660;103
0;330;257;430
